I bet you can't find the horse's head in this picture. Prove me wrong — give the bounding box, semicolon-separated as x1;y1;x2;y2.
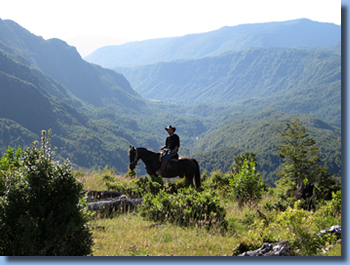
128;146;138;170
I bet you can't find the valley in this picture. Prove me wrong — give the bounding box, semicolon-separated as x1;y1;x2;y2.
0;18;341;186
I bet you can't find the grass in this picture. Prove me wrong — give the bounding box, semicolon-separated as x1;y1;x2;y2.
78;171;341;256
90;213;239;256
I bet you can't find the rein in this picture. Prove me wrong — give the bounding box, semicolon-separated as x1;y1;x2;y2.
131;148;161;167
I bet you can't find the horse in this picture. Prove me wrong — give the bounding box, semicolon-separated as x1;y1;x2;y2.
128;146;201;189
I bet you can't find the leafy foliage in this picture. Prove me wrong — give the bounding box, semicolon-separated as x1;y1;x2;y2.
312;190;341;230
277;118;320;186
230;152;257;175
228;158;264;208
140;186;227;230
0;130;93;256
105;174;165;198
251;200;340;256
276;119;340;208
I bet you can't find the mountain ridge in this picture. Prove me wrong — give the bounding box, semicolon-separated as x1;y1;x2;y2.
0;18;145;113
85;18;341;68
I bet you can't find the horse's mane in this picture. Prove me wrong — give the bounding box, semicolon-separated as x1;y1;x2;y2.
128;147;159;156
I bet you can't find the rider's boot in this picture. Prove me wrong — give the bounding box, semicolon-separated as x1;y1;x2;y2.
156;159;167;175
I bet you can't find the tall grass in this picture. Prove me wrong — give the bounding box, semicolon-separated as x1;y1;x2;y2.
77;170;341;256
90;213;239;256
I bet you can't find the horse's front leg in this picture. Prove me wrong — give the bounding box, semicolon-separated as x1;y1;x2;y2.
145;162;160;176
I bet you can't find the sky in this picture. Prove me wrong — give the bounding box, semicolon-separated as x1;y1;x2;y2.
0;0;341;56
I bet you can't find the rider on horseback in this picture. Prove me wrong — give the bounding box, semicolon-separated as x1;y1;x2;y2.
156;125;180;176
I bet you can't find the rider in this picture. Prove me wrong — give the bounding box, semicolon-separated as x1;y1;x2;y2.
156;125;180;175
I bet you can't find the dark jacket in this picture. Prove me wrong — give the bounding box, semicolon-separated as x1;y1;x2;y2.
165;134;180;150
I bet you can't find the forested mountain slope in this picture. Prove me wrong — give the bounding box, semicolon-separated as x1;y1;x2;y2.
0;49;140;170
85;18;340;68
0;18;144;113
115;47;341;127
0;19;153;171
193;109;341;185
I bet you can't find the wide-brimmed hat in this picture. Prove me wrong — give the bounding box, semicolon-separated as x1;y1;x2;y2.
165;125;176;132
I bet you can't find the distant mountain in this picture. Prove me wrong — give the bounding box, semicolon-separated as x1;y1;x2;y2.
0;18;144;113
114;47;341;127
85;19;341;68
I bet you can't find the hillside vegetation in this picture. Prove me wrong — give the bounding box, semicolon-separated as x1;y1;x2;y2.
0;18;341;184
115;47;340;128
1;134;341;256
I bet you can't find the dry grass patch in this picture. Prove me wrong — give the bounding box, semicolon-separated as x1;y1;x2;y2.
90;212;240;256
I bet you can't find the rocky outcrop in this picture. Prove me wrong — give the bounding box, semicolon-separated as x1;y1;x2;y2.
316;225;341;238
83;190;143;214
235;225;341;256
81;190;125;202
236;241;292;256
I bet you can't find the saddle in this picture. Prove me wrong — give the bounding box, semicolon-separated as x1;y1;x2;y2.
158;150;180;177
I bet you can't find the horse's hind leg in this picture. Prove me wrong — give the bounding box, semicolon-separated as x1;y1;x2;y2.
184;170;195;187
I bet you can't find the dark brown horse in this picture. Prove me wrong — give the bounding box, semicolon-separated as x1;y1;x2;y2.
128;146;201;189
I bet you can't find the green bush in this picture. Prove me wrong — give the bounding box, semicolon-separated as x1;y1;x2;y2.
250;200;339;256
106;174;164;197
200;170;231;197
229;158;264;208
312;190;341;230
124;168;137;178
0;130;93;256
140;186;228;230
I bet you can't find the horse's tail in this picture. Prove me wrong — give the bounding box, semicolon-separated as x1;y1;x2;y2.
192;159;201;189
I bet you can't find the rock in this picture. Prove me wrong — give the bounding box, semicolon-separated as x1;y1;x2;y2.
87;194;143;214
81;190;125;202
236;241;292;256
316;225;341;238
236;225;342;256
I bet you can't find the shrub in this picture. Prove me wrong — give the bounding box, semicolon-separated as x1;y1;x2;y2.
0;130;93;256
312;190;341;230
252;200;338;256
124;168;137;178
229;158;264;208
140;186;228;231
200;170;231;197
105;174;164;197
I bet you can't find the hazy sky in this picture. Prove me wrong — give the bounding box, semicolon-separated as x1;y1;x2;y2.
0;0;341;56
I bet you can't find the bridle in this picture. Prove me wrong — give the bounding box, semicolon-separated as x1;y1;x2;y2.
129;148;141;169
129;147;163;169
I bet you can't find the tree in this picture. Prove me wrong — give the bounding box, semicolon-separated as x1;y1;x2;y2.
0;130;93;256
276;119;340;206
277;118;320;186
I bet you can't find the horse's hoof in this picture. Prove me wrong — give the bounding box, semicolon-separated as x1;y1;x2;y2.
155;169;162;175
